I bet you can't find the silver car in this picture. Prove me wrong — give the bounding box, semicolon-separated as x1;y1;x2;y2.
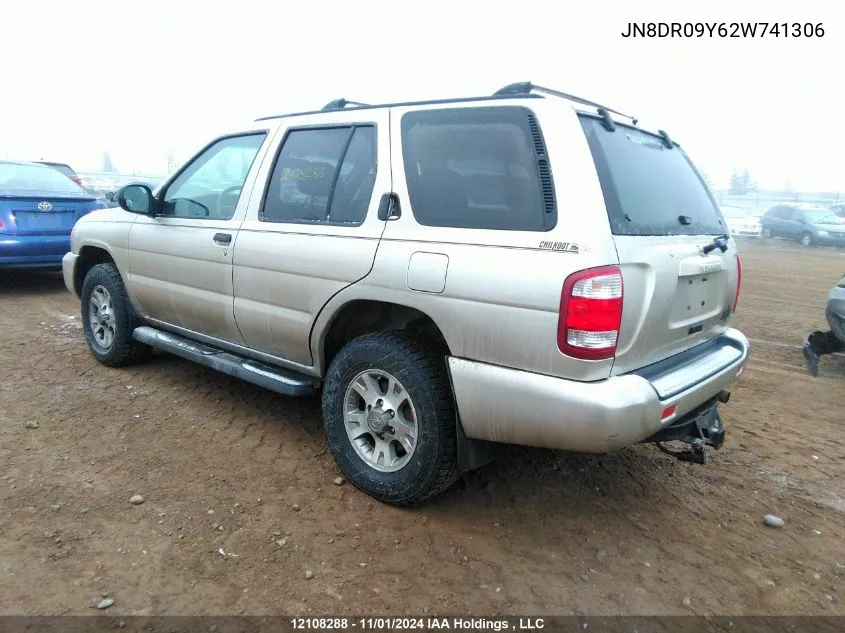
63;83;748;505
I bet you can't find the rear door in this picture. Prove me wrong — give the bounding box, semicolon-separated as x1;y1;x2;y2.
578;116;740;376
232;108;389;367
786;208;805;238
765;207;784;235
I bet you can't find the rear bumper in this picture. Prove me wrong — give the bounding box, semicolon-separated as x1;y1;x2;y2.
448;328;749;453
0;234;70;268
825;286;845;337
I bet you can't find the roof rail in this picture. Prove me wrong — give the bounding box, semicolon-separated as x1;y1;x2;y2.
321;98;370;111
493;82;638;125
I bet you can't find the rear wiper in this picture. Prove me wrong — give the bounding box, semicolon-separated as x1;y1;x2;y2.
700;234;729;255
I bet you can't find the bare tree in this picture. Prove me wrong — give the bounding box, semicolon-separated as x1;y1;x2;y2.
166;148;177;174
101;151;116;173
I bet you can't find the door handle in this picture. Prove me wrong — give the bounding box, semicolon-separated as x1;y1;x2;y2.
377;192;401;221
213;232;232;245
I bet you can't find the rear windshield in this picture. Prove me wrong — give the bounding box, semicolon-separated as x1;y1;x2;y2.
579;115;724;236
0;163;84;194
40;162;76;177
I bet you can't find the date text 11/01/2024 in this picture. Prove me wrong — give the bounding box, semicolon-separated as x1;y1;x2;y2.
291;618;546;630
621;22;824;38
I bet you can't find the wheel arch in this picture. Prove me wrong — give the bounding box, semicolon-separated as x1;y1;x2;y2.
74;245;116;296
318;300;452;375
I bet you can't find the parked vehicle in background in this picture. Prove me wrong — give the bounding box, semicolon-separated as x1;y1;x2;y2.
63;82;748;505
803;272;845;376
830;203;845;218
720;204;761;237
103;181;160;208
760;204;845;246
36;161;85;189
0;160;106;269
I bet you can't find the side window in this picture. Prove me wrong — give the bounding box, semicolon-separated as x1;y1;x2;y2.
262;125;377;225
400;106;555;231
162;133;266;219
789;208;804;221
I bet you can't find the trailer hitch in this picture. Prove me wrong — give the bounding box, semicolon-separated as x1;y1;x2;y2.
646;398;725;465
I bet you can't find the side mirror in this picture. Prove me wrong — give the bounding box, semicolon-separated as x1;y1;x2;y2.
117;184;155;215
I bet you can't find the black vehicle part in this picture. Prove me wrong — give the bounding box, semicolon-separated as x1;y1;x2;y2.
642;397;725;465
132;326;315;396
81;263;153;367
803;330;845;377
321;332;461;506
493;82;638;124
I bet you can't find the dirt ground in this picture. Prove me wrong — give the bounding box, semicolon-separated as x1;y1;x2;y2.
0;238;843;617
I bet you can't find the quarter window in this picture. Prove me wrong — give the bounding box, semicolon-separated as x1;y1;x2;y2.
262;126;377;225
400;106;556;231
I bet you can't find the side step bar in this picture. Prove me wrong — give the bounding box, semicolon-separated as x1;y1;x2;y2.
132;326;315;397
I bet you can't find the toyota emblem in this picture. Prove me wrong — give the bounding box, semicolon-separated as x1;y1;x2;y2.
37;201;53;211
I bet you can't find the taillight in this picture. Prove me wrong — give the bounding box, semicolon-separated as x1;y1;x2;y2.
558;265;624;360
733;255;742;313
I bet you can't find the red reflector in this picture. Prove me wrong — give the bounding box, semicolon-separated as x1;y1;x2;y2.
661;405;676;420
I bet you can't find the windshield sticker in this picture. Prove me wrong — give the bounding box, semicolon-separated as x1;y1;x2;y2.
539;241;579;253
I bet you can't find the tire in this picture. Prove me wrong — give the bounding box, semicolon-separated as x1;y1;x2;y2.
800;232;814;247
322;332;459;506
761;226;772;239
80;263;152;367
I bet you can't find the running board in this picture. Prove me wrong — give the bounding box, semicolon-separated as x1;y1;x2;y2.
132;326;315;397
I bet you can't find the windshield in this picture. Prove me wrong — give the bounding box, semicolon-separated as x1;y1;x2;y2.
579;116;724;236
805;211;841;224
0;162;84;194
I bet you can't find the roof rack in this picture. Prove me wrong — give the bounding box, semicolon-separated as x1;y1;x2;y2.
494;82;638;126
321;98;370;111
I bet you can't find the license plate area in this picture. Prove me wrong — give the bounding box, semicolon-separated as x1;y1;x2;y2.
16;212;72;231
669;272;726;326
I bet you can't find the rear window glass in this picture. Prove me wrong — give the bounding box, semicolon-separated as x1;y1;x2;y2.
579;116;724;236
262;126;377;225
401;106;555;231
41;163;75;177
0;163;84;194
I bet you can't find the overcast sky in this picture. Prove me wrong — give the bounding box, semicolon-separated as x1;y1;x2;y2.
0;0;840;190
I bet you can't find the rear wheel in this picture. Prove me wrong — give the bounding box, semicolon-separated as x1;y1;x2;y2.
81;263;152;367
321;332;459;505
800;232;814;247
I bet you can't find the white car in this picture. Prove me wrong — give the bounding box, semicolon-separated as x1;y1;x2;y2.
721;205;761;237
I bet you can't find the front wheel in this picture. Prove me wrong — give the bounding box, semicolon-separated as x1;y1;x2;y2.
80;263;152;367
800;232;814;247
321;332;459;505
